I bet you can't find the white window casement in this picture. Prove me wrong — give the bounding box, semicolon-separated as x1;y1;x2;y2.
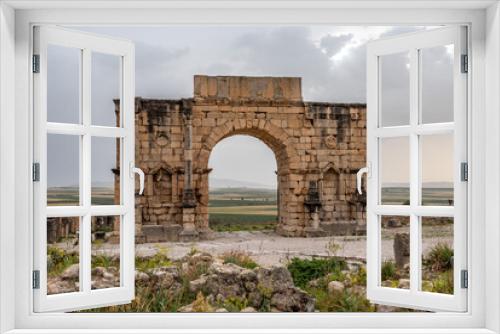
32;26;137;312
364;26;468;312
1;1;500;334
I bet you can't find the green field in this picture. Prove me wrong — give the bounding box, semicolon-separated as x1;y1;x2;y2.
48;187;115;206
209;188;277;232
381;187;453;206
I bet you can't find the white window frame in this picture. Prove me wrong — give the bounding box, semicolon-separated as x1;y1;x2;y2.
0;1;499;333
32;26;136;312
365;26;468;312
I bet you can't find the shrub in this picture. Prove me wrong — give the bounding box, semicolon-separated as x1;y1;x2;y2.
424;243;454;272
351;266;367;286
223;296;248;312
431;270;454;294
47;246;79;277
287;257;347;288
381;261;397;281
91;254;118;269
222;251;258;269
190;292;214;312
136;247;172;272
310;288;375;312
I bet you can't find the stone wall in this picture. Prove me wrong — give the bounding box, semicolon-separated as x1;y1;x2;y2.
116;75;367;243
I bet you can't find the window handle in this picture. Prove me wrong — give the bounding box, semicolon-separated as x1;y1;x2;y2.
130;162;145;195
356;163;371;195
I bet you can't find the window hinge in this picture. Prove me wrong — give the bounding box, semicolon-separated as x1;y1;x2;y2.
32;54;40;73
461;162;468;182
461;269;468;289
32;270;40;289
461;54;468;73
32;162;40;182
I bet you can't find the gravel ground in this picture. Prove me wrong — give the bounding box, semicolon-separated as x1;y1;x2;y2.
67;226;453;268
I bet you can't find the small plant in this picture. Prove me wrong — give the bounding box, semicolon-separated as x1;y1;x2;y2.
309;287;375;312
135;247;172;272
351;266;367;286
424;243;454;272
287;257;347;288
191;292;214;312
381;261;397;281
431;270;454;294
326;238;342;257
188;246;199;256
91;254;117;269
47;246;79;277
221;251;258;269
223;296;248;312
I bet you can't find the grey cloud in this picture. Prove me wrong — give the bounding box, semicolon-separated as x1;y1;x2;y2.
47;26;452;188
320;33;353;57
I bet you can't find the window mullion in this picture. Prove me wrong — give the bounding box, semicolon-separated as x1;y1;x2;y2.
409;47;420;293
81;48;92;293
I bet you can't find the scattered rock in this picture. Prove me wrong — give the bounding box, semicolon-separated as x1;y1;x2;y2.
189;275;208;293
270;287;315;312
398;279;410;289
135;270;149;283
386;219;402;228
327;281;345;294
394;233;410;268
240;306;257;312
256;266;294;293
61;264;79;280
376;304;401;312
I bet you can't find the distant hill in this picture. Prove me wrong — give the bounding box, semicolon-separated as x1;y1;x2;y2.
209;177;276;190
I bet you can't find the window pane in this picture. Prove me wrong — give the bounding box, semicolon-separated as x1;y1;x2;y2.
47;134;80;206
92;52;121;127
47;217;80;295
91;137;120;205
47;45;81;124
91;216;120;290
420;45;454;124
421;134;454;206
380;137;409;205
421;217;454;295
380;216;410;289
380;52;410;127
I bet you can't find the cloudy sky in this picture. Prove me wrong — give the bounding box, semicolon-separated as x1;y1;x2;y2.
47;25;454;191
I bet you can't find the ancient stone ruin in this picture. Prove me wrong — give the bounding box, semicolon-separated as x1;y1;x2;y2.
115;75;367;243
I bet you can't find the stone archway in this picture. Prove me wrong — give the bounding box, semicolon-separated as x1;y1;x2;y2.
197;123;294;238
118;75;367;243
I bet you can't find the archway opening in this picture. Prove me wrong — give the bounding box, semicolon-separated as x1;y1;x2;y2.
207;135;279;233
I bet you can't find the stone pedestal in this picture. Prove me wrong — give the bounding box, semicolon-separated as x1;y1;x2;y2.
180;208;199;241
394;232;410;268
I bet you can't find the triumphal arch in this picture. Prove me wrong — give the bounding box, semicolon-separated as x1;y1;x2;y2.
115;75;367;242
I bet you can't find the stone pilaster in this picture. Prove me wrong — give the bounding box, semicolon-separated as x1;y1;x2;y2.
180;100;199;241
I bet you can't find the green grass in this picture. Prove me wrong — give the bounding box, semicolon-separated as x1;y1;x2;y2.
209;213;276;232
287;257;347;289
48;187;115;206
47;246;79;278
381;260;397;281
209;205;277;215
222;251;258;270
135;248;172;272
209;199;277;207
423;243;454;272
309;287;375;312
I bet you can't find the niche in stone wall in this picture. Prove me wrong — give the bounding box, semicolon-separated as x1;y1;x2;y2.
152;167;173;202
321;165;341;221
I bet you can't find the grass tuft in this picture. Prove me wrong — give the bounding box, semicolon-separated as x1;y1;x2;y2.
287;257;347;289
221;251;258;269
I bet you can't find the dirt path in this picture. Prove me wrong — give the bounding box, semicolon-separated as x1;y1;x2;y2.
129;228;452;267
